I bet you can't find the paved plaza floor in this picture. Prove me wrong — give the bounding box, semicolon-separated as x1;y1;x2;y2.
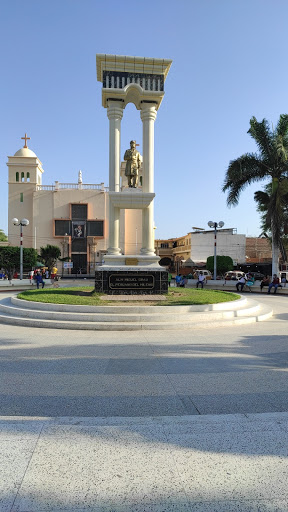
1;293;288;511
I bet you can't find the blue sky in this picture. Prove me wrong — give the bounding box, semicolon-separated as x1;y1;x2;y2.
1;0;287;239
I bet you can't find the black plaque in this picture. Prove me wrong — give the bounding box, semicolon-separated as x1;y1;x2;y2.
109;274;154;290
95;269;168;295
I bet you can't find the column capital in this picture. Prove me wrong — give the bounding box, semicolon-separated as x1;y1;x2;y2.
140;104;157;122
107;100;124;120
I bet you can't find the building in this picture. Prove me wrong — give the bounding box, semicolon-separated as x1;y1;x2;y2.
190;228;246;265
7;137;143;275
245;237;272;264
155;229;271;273
155;229;246;272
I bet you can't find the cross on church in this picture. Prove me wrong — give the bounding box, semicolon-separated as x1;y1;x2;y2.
21;133;30;148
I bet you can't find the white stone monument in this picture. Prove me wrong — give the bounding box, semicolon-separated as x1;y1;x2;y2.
95;54;172;294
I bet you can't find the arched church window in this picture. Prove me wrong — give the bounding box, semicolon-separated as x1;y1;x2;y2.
27;172;30;182
20;193;23;203
21;172;25;182
16;172;19;182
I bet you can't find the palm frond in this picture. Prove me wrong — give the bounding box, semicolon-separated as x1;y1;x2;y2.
275;114;288;139
248;117;274;160
222;153;268;206
254;190;270;211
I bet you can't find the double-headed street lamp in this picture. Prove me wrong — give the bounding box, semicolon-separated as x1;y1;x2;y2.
208;221;224;280
12;218;29;280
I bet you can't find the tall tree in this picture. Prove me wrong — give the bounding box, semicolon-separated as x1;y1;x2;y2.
254;179;288;261
223;115;288;275
0;247;37;272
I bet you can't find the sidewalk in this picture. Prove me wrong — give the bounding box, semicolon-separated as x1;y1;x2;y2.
1;294;288;511
0;278;95;292
2;412;288;511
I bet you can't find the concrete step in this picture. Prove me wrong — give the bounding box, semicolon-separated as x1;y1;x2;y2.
0;296;273;330
10;295;249;312
0;297;261;323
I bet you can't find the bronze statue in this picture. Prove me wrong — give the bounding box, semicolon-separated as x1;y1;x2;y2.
124;140;141;188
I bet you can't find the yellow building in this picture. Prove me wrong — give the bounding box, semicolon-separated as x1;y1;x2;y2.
7;136;143;275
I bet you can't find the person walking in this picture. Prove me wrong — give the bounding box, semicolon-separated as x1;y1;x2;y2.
7;270;12;285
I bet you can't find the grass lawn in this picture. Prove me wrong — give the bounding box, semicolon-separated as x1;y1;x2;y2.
18;287;240;306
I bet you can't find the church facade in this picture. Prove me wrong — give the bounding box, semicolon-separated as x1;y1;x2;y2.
7;136;142;274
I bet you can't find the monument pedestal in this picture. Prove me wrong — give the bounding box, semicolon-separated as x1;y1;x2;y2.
95;264;168;295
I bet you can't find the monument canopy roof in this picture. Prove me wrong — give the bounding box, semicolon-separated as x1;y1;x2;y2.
96;54;172;82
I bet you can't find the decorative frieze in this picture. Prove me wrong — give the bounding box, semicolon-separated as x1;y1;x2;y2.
103;71;164;91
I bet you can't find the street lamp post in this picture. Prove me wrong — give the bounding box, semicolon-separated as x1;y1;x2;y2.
208;221;224;280
12;218;29;280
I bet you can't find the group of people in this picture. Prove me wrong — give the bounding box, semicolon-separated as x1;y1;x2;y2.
171;272;206;289
30;267;59;289
236;273;286;294
236;273;255;292
0;270;13;284
175;275;188;288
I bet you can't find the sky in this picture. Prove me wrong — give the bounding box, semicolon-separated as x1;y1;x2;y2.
1;0;287;240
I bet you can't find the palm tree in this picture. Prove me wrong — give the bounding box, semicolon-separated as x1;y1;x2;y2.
223;115;288;275
39;244;61;272
254;180;288;263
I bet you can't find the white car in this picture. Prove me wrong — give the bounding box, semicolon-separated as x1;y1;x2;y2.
224;271;245;281
193;270;212;280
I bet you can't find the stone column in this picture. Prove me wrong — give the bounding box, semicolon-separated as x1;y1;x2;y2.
107;100;123;254
140;104;157;255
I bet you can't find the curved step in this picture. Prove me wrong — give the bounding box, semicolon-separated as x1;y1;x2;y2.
0;297;261;323
10;295;248;313
0;296;273;330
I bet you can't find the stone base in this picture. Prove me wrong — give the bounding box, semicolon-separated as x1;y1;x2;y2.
101;253;161;268
95;268;168;295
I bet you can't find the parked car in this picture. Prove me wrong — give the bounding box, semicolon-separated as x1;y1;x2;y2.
193;269;212;280
249;272;265;281
279;271;288;283
224;271;245;281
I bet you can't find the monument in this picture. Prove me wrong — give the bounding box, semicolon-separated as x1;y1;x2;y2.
95;53;172;294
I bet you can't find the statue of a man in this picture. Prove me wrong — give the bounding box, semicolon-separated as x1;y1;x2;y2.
124;140;141;188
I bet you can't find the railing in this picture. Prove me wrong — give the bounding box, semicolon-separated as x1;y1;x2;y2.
36;185;55;190
37;183;109;192
172;246;190;254
157;248;173;255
